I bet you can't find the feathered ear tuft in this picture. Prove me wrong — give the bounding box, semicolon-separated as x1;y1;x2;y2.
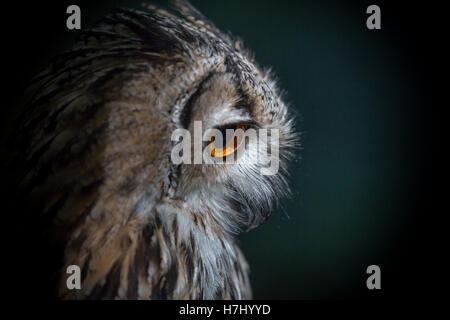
172;0;227;39
172;0;255;61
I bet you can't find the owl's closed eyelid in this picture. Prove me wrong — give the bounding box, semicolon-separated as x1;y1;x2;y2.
213;119;259;131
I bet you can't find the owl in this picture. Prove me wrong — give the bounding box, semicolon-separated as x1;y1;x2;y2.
7;0;296;299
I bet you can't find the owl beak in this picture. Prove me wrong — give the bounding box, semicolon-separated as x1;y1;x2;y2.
245;206;270;231
232;190;271;231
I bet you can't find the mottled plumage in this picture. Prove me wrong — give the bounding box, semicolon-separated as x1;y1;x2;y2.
7;0;296;299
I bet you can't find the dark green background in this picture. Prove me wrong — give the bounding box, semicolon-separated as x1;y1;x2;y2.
2;0;432;299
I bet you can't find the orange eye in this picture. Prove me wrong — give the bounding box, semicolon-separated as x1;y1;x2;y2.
209;124;246;158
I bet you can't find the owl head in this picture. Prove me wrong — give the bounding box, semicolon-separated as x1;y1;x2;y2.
14;0;298;299
19;0;298;235
161;1;298;233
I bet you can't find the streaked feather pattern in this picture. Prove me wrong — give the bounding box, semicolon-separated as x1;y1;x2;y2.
7;0;296;299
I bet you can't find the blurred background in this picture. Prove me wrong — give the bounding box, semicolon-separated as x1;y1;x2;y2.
1;0;433;299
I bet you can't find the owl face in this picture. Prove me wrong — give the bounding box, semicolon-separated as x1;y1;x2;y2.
173;58;296;232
